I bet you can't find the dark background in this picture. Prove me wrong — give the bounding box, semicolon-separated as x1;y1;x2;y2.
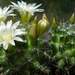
1;0;75;22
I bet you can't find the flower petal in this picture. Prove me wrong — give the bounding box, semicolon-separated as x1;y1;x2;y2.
11;2;19;8
14;37;23;42
0;20;26;50
3;6;10;14
10;1;44;15
14;29;25;36
6;20;12;28
0;22;5;27
0;7;2;14
34;4;42;9
3;42;8;50
0;6;14;21
9;40;15;46
12;21;20;29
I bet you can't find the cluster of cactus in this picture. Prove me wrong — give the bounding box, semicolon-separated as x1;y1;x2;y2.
0;1;75;75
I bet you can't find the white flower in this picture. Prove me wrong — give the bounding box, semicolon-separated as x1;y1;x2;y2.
0;6;15;21
10;1;44;15
0;20;26;50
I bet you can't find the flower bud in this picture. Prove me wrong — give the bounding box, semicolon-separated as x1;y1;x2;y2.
52;18;58;30
29;24;39;43
69;13;75;24
31;16;38;25
38;14;50;36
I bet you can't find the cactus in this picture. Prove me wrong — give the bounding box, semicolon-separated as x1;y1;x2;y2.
0;1;51;75
0;1;75;75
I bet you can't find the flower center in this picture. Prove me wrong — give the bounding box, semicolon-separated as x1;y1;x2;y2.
2;33;12;41
26;8;32;12
0;14;3;18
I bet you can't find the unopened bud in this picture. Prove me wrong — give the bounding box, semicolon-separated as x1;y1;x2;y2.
31;16;38;25
69;13;75;24
29;24;39;42
52;18;58;30
38;14;50;36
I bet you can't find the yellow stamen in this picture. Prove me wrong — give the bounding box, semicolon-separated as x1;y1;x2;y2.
0;14;3;18
2;33;12;41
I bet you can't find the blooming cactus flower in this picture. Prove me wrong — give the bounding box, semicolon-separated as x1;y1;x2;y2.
10;1;44;24
0;6;15;22
11;1;44;15
0;20;26;50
